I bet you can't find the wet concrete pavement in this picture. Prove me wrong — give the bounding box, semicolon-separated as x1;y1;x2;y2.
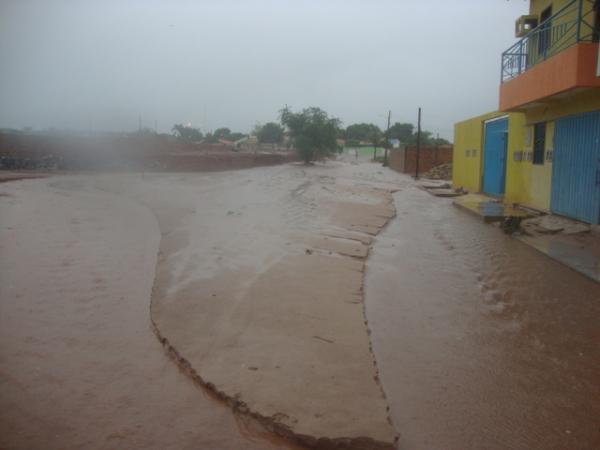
366;180;600;450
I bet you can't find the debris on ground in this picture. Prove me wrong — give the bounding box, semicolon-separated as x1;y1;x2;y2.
421;182;451;190
419;179;467;198
521;215;591;236
423;163;452;180
428;188;463;198
501;216;523;234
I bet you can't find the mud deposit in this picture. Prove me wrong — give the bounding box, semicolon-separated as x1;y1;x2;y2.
0;161;402;449
366;183;600;450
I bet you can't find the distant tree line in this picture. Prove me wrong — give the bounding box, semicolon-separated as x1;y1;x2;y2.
340;122;450;147
254;122;284;144
169;107;450;164
171;124;247;143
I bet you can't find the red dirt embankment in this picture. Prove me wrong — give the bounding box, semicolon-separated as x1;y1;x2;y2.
0;133;295;172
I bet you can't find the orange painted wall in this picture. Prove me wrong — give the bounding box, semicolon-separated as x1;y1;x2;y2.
499;43;600;111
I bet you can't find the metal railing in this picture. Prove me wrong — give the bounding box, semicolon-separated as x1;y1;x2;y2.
501;0;598;82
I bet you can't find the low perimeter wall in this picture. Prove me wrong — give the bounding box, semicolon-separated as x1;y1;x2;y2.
0;133;296;171
388;145;452;175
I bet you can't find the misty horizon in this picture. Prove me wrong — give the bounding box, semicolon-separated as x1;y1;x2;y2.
1;0;528;139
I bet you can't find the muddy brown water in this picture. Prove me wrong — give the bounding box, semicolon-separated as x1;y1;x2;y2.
366;182;600;450
0;176;299;450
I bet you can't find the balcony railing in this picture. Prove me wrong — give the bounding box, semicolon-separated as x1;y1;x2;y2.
501;0;598;82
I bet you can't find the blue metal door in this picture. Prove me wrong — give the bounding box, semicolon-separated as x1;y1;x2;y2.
551;110;600;224
483;118;508;196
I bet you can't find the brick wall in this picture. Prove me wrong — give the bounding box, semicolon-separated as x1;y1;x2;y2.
388;145;452;175
388;147;405;173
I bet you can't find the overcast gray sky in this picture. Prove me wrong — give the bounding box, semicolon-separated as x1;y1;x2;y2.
0;0;528;139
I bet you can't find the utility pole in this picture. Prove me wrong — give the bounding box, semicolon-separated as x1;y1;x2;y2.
384;110;391;166
415;107;422;179
138;114;142;132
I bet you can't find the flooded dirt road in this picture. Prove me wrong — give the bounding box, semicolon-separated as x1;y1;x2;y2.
0;176;298;450
122;163;397;447
0;161;399;449
3;161;598;450
366;180;600;450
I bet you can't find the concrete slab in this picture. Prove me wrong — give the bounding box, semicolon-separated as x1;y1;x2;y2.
517;234;600;283
420;182;451;190
522;215;591;235
428;188;462;198
453;194;532;223
454;196;600;284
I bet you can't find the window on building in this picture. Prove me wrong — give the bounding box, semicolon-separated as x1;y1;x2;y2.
533;122;546;165
538;5;552;55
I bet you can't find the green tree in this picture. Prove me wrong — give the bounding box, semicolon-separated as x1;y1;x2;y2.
256;122;284;144
415;131;433;145
387;122;414;143
280;106;340;164
213;127;232;140
387;122;451;146
345;123;380;142
203;132;219;143
431;136;451;146
172;124;203;142
229;132;247;142
365;125;383;160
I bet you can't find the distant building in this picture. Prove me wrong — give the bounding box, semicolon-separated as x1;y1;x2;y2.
388;138;401;149
453;0;600;224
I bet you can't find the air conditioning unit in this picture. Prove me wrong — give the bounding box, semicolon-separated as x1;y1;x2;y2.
515;15;538;37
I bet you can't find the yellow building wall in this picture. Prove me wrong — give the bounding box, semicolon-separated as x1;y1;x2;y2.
526;0;592;65
454;91;600;210
526;88;600;123
453;111;505;193
505;119;553;211
505;114;528;204
505;89;600;211
529;0;588;19
454;1;600;212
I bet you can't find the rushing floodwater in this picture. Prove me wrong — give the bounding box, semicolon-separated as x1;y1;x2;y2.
366;180;600;450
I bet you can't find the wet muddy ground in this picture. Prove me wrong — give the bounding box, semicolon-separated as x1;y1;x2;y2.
0;161;398;449
1;161;599;450
366;181;600;450
0;176;299;450
110;162;397;447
